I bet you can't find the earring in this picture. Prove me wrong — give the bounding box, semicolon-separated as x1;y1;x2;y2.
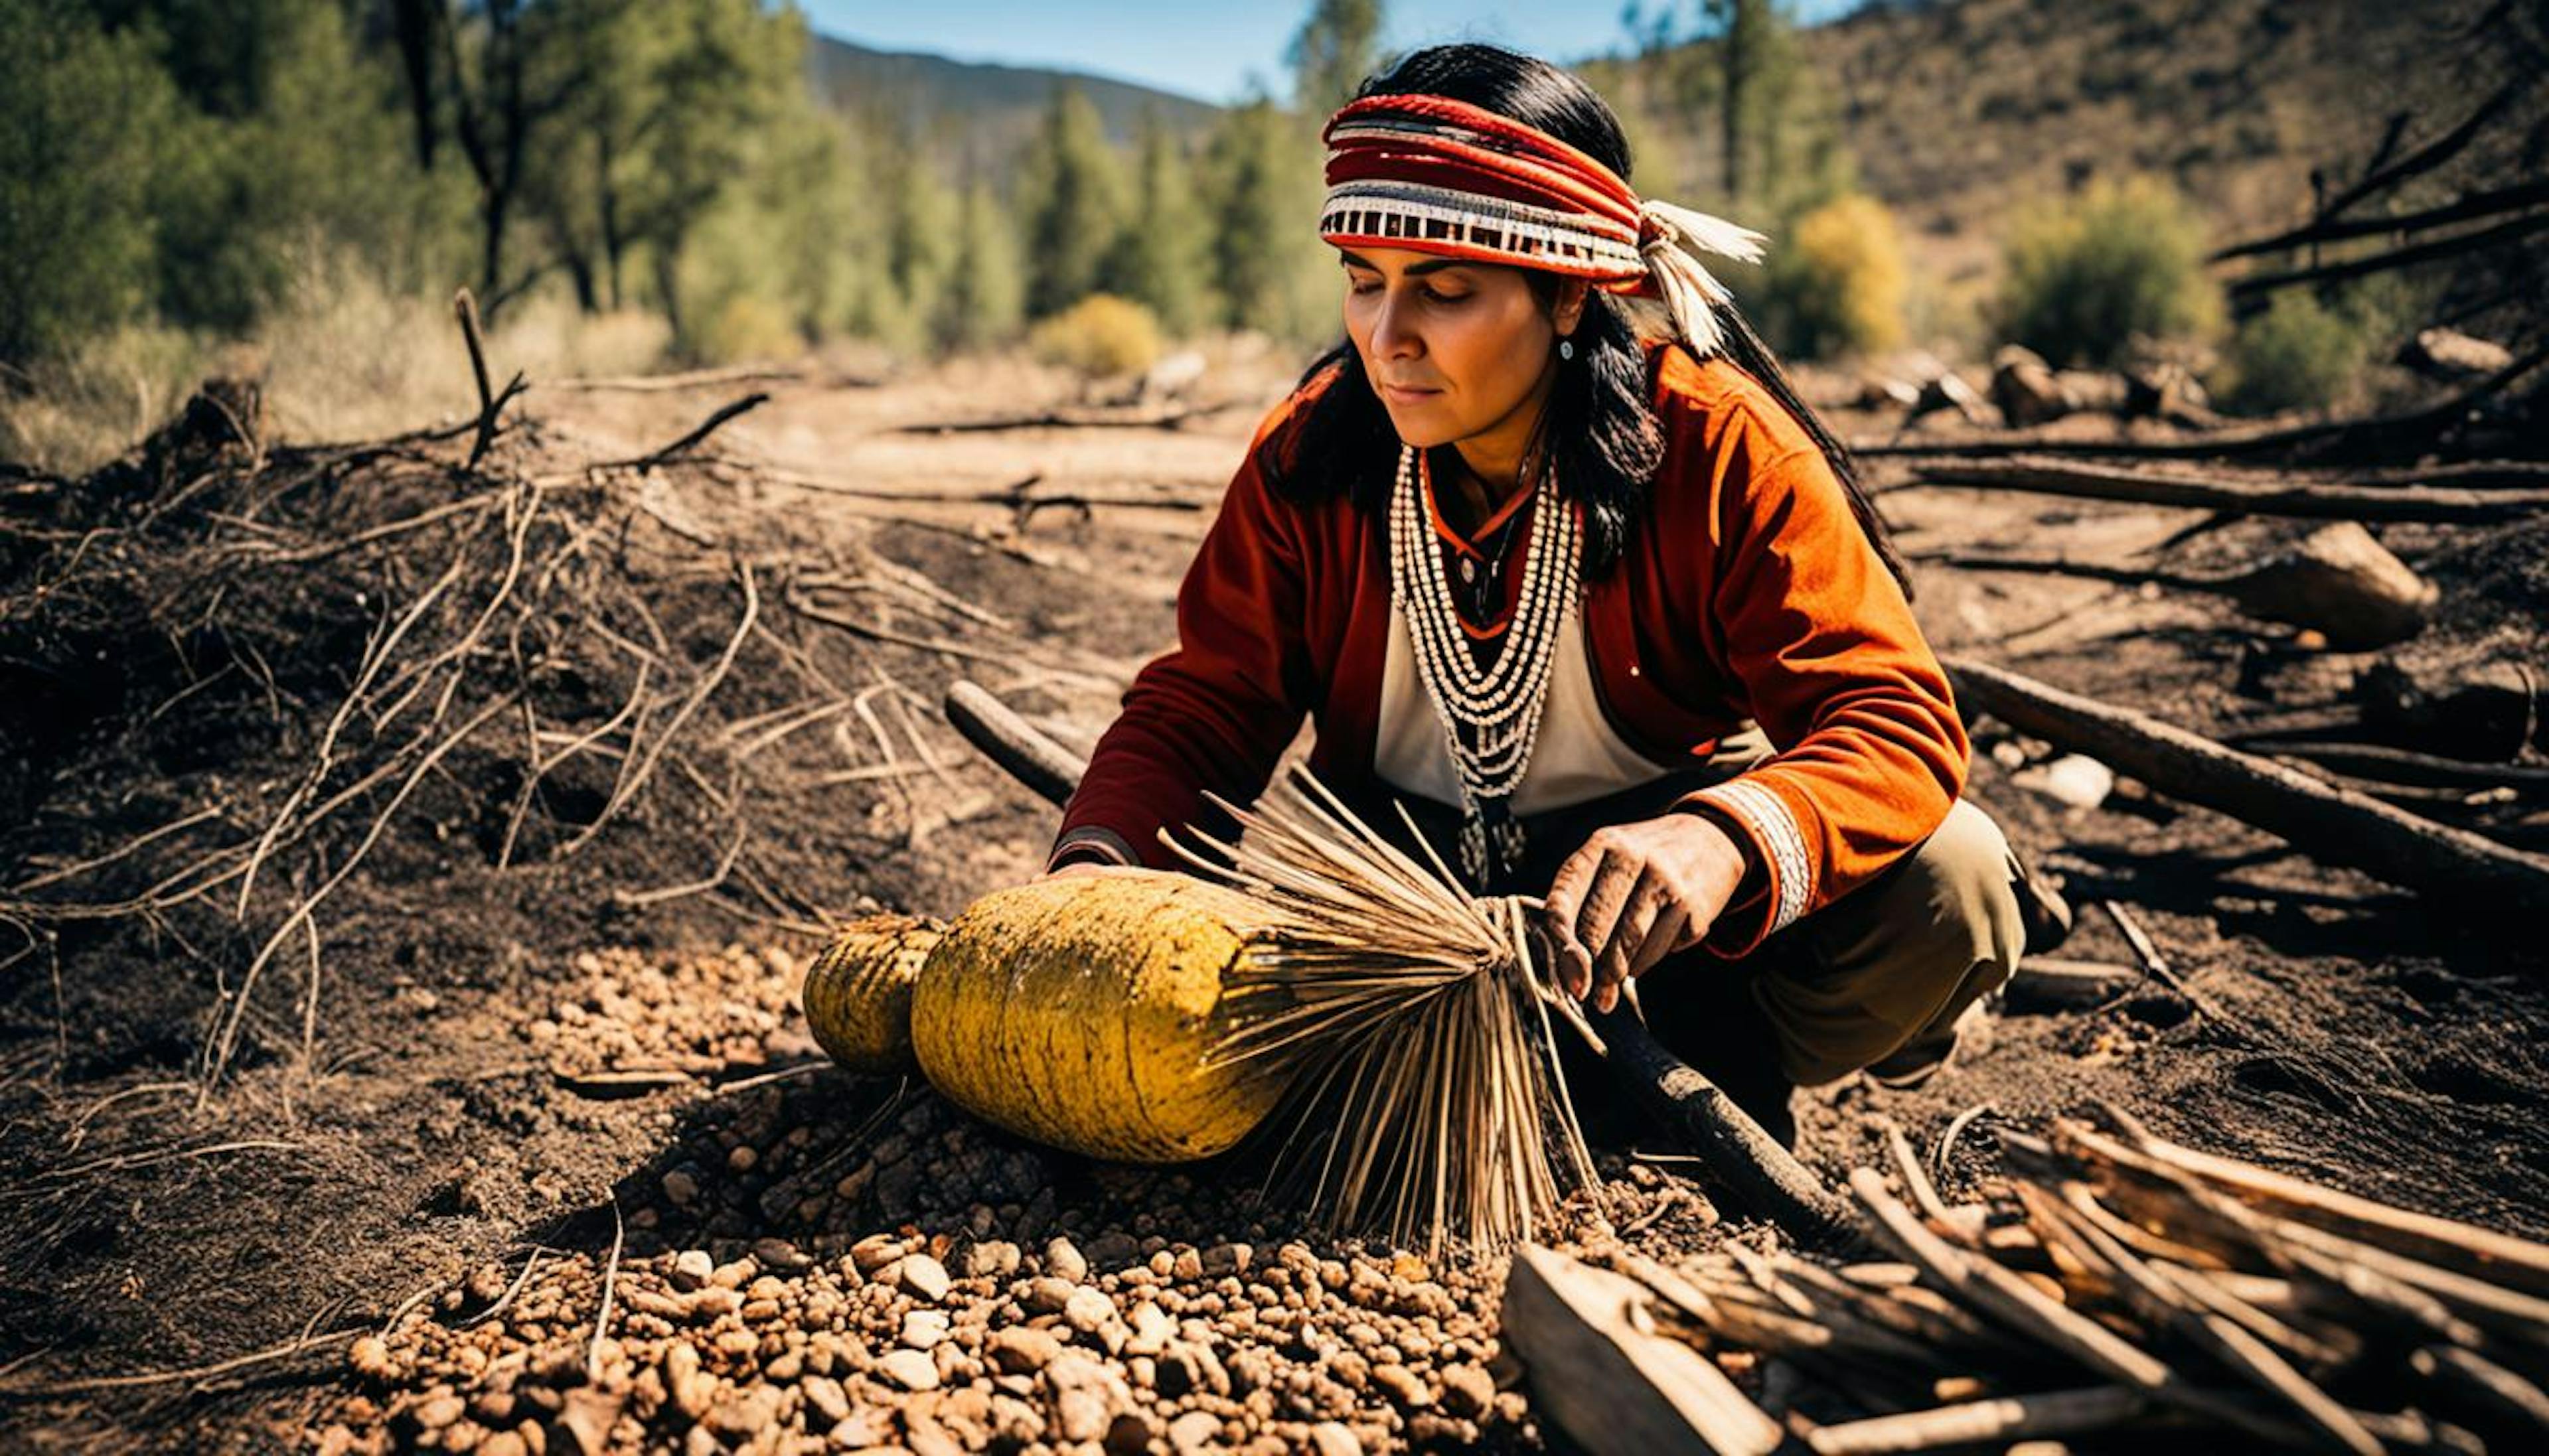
1558;338;1575;362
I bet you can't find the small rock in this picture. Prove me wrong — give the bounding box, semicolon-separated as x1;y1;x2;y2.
1045;1237;1089;1283
662;1341;714;1420
479;1430;529;1456
963;1240;1021;1279
704;1386;780;1439
900;1253;952;1303
670;1249;714;1290
1055;1388;1112;1443
1372;1362;1431;1410
2012;753;2114;811
878;1347;941;1391
799;1374;850;1425
1104;1408;1160;1456
1168;1410;1221;1455
1125;1301;1175;1354
413;1394;466;1431
751;1236;810;1272
660;1169;699;1206
850;1233;903;1274
1202;1242;1251;1276
1026;1275;1077;1314
348;1335;394;1382
1062;1285;1116;1336
1308;1421;1363;1456
987;1326;1062;1374
1438;1363;1495;1419
901;1309;951;1350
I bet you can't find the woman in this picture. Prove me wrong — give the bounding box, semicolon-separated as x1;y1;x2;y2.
1045;44;2040;1143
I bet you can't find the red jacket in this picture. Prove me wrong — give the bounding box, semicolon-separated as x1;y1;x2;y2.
1051;342;1970;958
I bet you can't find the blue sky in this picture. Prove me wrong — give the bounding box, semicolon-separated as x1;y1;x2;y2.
801;1;1860;105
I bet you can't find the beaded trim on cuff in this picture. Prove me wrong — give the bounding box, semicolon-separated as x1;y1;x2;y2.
1047;826;1138;872
1689;778;1812;934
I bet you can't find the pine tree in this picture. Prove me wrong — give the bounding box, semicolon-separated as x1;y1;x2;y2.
1017;86;1128;319
1287;0;1387;117
1103;111;1212;338
942;181;1026;350
1199;96;1334;342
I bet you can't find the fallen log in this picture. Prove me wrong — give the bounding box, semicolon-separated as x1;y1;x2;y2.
940;680;1856;1242
1901;456;2549;523
1940;656;2549;920
2244;740;2549;794
1928;522;2435;648
2358;657;2546;761
1501;1244;1786;1456
1854;346;2546;461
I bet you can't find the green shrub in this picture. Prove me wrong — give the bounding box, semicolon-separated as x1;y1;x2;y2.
1753;193;1908;360
1995;176;2220;368
1030;295;1163;378
2218;291;2370;415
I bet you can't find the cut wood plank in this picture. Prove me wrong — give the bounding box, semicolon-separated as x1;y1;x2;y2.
1502;1244;1786;1456
1942;656;2549;921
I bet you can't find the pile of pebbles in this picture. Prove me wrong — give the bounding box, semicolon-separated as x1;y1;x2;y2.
318;944;1728;1454
524;946;813;1084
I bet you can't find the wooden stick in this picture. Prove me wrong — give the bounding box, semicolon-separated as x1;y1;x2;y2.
2004;958;2141;1011
1946;657;2549;920
1906;457;2549;522
2024;1184;2384;1455
1591;1001;1860;1246
2413;1345;2549;1442
2109;1113;2549;1296
1849;1169;2291;1443
1804;1386;2153;1455
615;393;770;471
943;680;1087;808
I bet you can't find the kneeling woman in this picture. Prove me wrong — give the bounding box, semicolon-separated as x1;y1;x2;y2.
1046;44;2034;1143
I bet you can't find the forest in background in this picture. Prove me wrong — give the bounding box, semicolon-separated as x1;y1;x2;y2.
5;0;2540;469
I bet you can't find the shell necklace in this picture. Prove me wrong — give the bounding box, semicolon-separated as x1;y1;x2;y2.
1388;441;1582;883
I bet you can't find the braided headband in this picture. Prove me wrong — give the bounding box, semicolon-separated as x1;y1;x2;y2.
1319;93;1765;359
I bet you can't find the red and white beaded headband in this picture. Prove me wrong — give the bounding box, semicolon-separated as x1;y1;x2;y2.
1319;93;1766;358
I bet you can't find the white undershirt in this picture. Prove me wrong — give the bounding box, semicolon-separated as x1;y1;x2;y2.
1374;597;1677;815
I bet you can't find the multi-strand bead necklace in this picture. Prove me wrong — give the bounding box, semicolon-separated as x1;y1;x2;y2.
1388;441;1583;883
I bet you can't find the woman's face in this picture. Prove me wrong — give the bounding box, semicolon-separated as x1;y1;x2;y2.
1339;246;1584;450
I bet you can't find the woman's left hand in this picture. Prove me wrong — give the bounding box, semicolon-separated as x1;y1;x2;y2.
1543;814;1750;1013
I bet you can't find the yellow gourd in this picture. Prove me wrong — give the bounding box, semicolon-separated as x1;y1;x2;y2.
802;870;1288;1163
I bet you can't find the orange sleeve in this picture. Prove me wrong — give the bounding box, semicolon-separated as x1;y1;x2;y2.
1049;399;1318;871
1671;400;1969;958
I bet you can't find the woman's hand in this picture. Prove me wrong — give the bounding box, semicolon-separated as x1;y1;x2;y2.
1543;814;1750;1013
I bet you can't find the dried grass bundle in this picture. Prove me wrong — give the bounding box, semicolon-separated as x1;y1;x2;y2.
1166;765;1601;1258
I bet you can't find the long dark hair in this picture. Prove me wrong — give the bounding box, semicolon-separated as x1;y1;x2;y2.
1262;43;1912;597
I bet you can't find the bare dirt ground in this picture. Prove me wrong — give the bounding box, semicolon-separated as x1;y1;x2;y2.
2;346;2542;1453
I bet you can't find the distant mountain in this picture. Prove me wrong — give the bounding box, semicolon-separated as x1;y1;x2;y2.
807;33;1222;175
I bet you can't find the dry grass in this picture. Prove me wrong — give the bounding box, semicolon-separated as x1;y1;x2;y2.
2;254;673;474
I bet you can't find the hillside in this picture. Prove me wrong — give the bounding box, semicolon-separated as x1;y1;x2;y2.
1811;0;2494;283
807;33;1221;169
